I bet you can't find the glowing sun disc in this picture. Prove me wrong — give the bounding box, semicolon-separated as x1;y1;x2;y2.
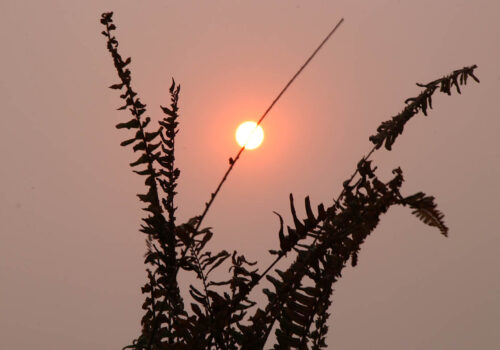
235;121;264;150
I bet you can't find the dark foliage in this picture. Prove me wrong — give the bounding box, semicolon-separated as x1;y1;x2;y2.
100;12;479;350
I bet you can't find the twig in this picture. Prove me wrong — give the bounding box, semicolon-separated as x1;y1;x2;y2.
176;17;345;276
175;17;344;348
194;18;344;234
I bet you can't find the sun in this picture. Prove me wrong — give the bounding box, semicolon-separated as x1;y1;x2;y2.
235;121;264;150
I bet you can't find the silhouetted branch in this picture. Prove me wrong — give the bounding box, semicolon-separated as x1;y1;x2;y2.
191;18;345;238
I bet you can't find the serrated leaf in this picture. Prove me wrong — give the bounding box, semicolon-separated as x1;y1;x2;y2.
289;193;306;234
273;211;286;252
145;130;161;142
109;83;123;89
191;303;203;318
116;119;140;129
120;138;136;147
412;208;448;236
122;57;131;67
130;153;149;167
133;141;146;152
160;106;176;117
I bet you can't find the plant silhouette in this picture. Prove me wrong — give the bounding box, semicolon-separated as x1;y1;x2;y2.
100;12;480;350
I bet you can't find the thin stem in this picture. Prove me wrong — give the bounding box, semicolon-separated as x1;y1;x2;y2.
176;17;345;275
174;19;345;348
194;18;344;233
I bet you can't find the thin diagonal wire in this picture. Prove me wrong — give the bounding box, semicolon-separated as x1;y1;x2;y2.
194;17;344;233
148;17;344;350
169;20;345;346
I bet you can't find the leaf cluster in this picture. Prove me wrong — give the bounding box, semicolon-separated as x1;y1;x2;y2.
369;65;479;150
100;12;479;350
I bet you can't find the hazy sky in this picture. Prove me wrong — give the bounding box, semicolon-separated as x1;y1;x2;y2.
1;1;499;349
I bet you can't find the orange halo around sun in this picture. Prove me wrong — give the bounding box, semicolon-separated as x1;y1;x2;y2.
235;121;264;150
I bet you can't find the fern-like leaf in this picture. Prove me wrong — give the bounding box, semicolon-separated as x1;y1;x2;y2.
403;192;448;236
413;207;448;236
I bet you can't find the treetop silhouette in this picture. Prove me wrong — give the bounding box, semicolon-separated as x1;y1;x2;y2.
100;11;479;350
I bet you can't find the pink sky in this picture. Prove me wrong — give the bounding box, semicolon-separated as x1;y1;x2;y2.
1;1;499;349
